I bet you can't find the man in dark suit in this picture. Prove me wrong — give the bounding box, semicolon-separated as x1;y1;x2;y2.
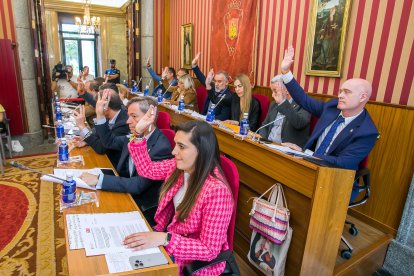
73;83;129;167
191;53;232;120
258;74;311;147
79;96;172;222
280;46;379;172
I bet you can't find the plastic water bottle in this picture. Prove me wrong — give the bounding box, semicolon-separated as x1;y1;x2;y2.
58;137;69;162
54;100;61;114
123;79;128;87
178;95;185;111
56;120;65;139
157;89;163;103
206;104;216;122
132;81;137;93
62;171;77;204
54;92;59;108
239;112;250;136
144;85;149;96
56;105;62;121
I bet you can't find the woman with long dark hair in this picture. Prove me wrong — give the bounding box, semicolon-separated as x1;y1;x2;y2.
124;107;233;275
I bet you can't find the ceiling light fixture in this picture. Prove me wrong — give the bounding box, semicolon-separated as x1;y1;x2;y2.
75;0;100;34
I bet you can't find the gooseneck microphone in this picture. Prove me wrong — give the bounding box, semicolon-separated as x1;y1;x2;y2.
9;161;66;182
252;116;285;142
212;94;226;110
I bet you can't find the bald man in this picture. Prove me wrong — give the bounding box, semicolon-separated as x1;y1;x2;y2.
279;46;379;171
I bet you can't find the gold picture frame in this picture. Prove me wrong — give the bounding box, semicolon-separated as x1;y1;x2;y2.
181;23;193;69
305;0;352;77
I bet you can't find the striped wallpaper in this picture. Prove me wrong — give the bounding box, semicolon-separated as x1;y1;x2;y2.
0;0;15;41
155;0;414;106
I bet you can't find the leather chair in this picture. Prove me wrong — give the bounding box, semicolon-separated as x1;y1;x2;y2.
340;156;371;259
160;128;176;149
183;155;241;276
156;111;171;129
196;86;207;113
253;94;270;126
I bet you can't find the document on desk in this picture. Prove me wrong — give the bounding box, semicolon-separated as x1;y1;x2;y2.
40;168;101;190
66;211;143;251
264;144;312;157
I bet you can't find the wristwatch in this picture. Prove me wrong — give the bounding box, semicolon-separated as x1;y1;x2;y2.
163;232;171;246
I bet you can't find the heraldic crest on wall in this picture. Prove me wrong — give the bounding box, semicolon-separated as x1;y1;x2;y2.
223;0;243;56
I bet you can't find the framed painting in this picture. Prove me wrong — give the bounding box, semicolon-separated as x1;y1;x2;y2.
181;23;193;69
305;0;352;77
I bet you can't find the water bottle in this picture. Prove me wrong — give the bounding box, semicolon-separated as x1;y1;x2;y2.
206;104;216;122
56;105;62;121
62;171;77;204
56;120;65;139
157;89;163;103
132;81;138;93
239;112;250;136
58;137;69;162
123;79;128;87
178;95;185;111
54;100;61;114
144;85;149;96
54;92;59;107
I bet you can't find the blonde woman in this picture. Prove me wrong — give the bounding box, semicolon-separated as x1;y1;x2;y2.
168;74;198;111
223;74;261;131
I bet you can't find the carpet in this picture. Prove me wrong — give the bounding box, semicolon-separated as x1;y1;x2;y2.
0;154;68;276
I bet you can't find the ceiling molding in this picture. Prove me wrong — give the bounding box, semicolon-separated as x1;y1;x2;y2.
44;0;126;17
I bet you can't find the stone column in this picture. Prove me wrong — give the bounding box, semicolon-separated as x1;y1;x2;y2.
12;0;42;145
141;0;154;91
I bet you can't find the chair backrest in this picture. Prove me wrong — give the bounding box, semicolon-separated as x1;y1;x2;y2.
160;128;176;149
253;94;269;126
220;155;239;250
350;156;371;207
196;86;207;113
156;111;171;129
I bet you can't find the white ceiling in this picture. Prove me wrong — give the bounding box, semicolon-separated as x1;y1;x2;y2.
60;0;129;8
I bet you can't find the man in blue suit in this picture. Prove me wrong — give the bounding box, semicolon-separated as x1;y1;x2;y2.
191;53;232;120
279;46;379;172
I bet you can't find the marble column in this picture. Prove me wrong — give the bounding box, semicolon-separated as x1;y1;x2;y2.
141;0;154;91
12;0;42;145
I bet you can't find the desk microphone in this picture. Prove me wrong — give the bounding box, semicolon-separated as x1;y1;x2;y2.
252;116;284;143
9;161;66;182
162;81;174;97
136;77;143;88
43;125;57;129
212;94;226;110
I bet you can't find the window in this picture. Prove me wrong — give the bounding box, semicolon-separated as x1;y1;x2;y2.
60;23;98;77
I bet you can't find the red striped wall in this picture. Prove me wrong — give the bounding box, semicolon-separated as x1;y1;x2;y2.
0;0;16;41
156;0;414;106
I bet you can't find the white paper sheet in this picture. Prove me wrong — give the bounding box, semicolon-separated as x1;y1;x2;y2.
264;144;312;157
40;168;103;190
66;214;85;249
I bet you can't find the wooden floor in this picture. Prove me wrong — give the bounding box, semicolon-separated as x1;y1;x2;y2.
234;213;393;276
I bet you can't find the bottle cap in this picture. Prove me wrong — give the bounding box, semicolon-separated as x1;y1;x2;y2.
244;112;249;117
146;85;149;89
57;120;62;123
66;171;74;178
61;137;67;143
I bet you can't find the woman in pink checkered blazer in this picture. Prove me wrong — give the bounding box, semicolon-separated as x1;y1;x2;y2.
124;106;234;275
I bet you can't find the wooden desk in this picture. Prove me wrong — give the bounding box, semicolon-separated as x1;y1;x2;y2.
62;146;178;276
159;104;356;275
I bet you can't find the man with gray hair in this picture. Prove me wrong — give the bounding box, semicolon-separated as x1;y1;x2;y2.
191;52;232;120
258;75;311;147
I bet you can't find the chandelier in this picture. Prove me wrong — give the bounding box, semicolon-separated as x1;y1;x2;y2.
75;0;100;34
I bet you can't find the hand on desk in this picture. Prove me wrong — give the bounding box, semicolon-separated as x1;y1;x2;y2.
74;140;87;148
124;232;167;251
281;142;302;152
79;172;99;187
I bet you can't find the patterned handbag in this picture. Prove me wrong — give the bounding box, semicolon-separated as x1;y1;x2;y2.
249;184;290;244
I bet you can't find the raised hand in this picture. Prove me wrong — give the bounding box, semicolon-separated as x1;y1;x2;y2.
192;52;201;67
77;81;86;95
205;68;214;90
134;105;156;135
281;46;295;74
96;90;110;119
73;105;87;130
161;67;169;80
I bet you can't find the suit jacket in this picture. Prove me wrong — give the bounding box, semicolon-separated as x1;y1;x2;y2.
230;94;261;132
147;67;176;99
95;126;173;195
192;65;232;120
258;99;310;147
79;91;96;108
285;77;379;170
84;108;129;167
169;87;198;112
129;141;233;275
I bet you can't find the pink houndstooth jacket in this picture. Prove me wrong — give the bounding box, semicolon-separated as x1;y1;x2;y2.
129;140;233;276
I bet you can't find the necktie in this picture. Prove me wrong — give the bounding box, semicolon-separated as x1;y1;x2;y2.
315;115;345;155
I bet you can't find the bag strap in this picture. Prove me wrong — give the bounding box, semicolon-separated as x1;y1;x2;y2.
275;184;289;209
248;184;276;216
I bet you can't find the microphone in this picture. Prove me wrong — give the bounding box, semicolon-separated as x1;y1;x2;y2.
9;161;66;182
252;116;285;142
43;125;57;129
162;81;174;97
212;94;226;110
136;76;142;87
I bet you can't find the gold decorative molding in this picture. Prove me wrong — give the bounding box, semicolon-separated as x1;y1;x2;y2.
44;0;126;18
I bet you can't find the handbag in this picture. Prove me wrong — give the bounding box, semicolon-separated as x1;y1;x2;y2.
249;184;290;244
247;227;292;276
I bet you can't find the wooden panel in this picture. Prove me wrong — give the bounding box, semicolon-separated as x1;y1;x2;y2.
252;86;414;232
